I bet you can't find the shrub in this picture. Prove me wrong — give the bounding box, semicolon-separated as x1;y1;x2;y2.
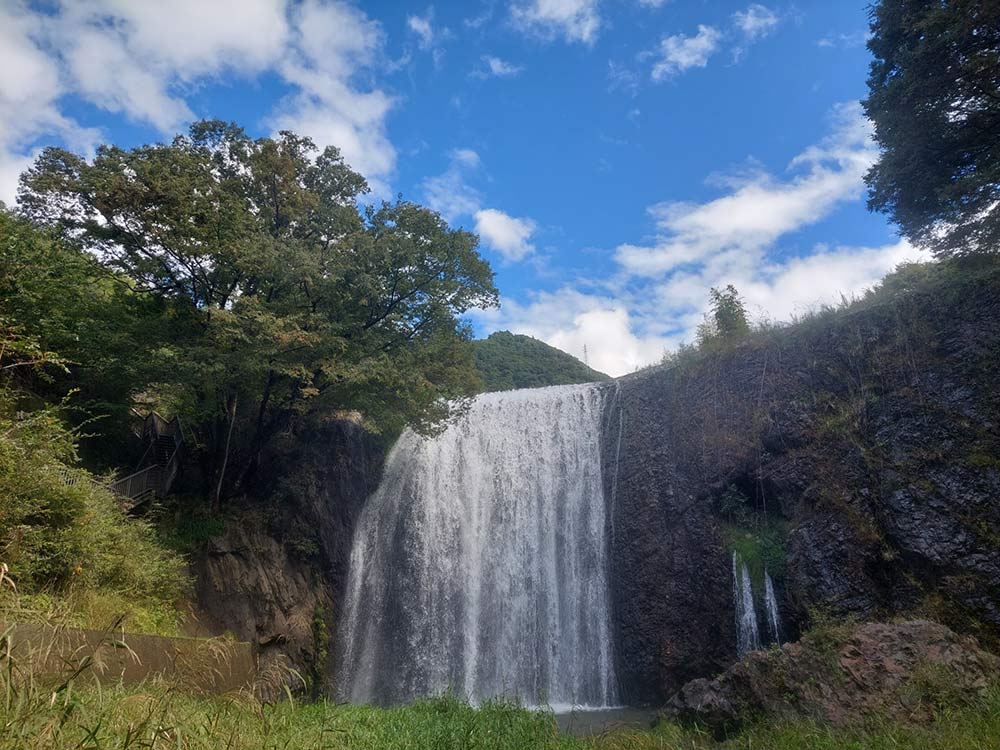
0;397;187;633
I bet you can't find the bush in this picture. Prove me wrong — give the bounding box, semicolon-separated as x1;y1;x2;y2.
0;398;187;633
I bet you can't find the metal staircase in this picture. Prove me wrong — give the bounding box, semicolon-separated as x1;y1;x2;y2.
108;412;184;511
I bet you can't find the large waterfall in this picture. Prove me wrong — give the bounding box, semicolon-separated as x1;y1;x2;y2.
338;384;619;709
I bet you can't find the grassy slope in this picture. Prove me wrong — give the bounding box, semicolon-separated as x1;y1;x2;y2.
472;331;610;392
3;685;999;750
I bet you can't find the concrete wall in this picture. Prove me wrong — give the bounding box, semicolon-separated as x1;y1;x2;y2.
4;622;256;693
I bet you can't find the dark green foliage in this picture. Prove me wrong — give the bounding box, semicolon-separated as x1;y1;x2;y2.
471;331;609;392
864;0;1000;258
14;122;499;504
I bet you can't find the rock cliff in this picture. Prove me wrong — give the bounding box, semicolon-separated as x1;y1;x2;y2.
191;417;383;691
608;261;1000;703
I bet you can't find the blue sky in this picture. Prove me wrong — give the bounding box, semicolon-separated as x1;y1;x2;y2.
0;0;927;375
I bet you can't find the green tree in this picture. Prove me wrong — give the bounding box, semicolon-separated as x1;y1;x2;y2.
18;122;498;507
864;0;1000;258
0;209;177;467
698;284;751;344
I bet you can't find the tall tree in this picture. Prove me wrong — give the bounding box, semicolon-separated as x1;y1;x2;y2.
18;122;498;506
864;0;1000;258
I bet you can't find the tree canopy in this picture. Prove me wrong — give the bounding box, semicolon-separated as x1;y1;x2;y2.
14;121;498;505
864;0;1000;258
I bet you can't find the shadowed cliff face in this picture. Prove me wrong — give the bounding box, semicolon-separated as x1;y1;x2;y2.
608;263;1000;705
191;418;384;691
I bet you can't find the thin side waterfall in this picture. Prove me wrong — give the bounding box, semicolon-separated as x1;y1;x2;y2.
763;570;781;645
337;384;618;708
733;552;761;657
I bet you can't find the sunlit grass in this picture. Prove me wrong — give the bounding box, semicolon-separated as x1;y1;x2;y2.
2;681;999;750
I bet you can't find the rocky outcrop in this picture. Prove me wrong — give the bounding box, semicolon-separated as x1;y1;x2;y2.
664;620;1000;733
609;264;1000;703
191;417;383;690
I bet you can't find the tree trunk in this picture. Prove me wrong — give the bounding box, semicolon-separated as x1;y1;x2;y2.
212;393;238;512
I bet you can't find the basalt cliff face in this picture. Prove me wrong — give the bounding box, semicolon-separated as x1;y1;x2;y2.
608;264;1000;704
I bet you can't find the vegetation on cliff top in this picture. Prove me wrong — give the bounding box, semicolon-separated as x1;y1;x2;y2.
472;331;609;392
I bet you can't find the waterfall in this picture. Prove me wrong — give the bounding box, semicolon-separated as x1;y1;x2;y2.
733;552;761;657
338;384;618;708
763;570;781;645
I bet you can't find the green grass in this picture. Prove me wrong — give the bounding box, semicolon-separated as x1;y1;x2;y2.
2;681;999;750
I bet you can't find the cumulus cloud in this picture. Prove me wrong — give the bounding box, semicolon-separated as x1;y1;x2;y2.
477;102;929;376
472;288;671;376
269;0;396;195
0;2;101;204
615;103;876;275
0;0;397;204
474;209;537;262
420;149;538;263
510;0;602;45
651;25;722;80
479;237;929;376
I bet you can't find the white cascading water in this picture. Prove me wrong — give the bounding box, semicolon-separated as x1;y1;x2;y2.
338;384;618;709
763;570;781;645
733;552;761;657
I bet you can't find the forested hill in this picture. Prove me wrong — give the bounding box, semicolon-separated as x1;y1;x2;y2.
472;331;610;392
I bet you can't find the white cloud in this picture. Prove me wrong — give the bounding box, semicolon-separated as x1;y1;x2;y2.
421;151;538;264
475;209;537;262
510;0;602;44
51;0;289;131
270;0;396;195
407;11;435;50
421;148;483;222
0;0;397;203
477;55;525;78
478;238;930;377
817;30;870;49
615;103;876;275
473;288;671;376
733;4;779;42
477;102;929;376
0;2;103;204
651;25;722;80
731;4;779;60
